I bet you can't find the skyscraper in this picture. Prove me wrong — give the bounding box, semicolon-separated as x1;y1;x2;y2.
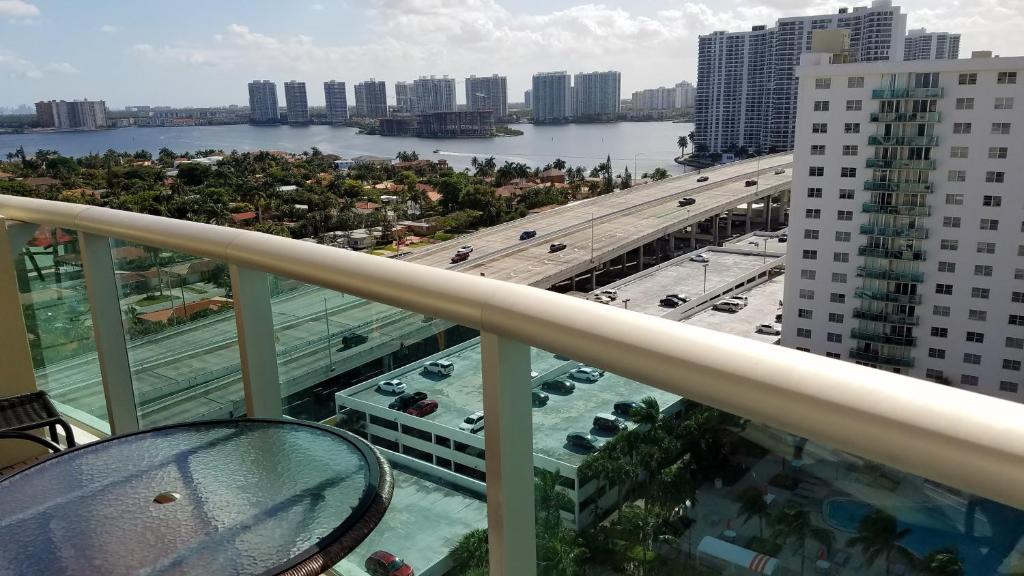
573;71;621;120
695;0;908;153
247;80;279;124
34;100;107;130
323;81;348;124
354;79;388;119
413;76;457;114
394;81;415;114
284;81;310;124
675;81;696;109
631;87;679;111
904;29;961;61
524;89;532;110
465;74;508;120
531;72;572;123
781;50;1024;400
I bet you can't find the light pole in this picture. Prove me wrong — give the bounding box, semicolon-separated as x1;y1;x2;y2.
702;263;709;294
590;210;595;263
324;297;335;372
623;298;631;310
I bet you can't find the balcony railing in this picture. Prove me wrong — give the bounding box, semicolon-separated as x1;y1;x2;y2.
849;348;916;367
856;266;924;283
850;328;917;347
852;309;920;325
865;158;936;170
859;224;929;239
862;202;931;216
871;87;944;99
867;135;939;147
863;180;933;193
858;246;927;261
5;195;1024;575
854;288;923;305
869;112;941;123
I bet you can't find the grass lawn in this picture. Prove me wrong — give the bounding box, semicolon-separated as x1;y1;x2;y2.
135;294;172;307
184;286;207;294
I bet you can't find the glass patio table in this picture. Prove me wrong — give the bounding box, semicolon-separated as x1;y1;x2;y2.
0;418;392;576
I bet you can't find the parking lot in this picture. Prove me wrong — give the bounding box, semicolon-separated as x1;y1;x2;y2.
685;275;785;343
725;228;789;255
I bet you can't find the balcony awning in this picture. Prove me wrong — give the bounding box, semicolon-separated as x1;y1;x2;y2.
697;536;779;575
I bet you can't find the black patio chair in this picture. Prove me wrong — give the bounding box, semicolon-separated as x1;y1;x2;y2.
0;391;76;453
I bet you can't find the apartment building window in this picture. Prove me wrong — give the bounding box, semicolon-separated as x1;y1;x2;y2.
942;216;960;228
828;313;844;323
995;97;1015;110
969;310;988;321
983;195;1002;206
832;272;847;284
933;305;950;317
835;231;851;242
1000;381;1019;393
1016;269;1024;280
986;171;1006;183
810;145;826;155
953;122;971;134
947;169;966;182
801;250;817;261
958;73;977;85
804;229;820;240
955;97;974;110
937;261;956;273
972;287;990;299
962;375;979;386
966;331;985;343
840;167;856;178
964;353;982;365
1007;337;1024;349
931;327;948;338
809;166;824;177
992;123;1011;135
950;146;969;159
1020;245;1024;256
842;145;859;156
827;333;843;343
837;210;853;221
844;123;860;134
799;269;816;280
977;242;996;254
935;283;953;295
988;147;1008;159
928;348;946;359
833;252;850;263
1006;360;1023;372
975;265;993;276
1010;315;1024;326
798;308;813;319
945;194;964;205
799;289;815;300
845;100;862;111
812;123;828;133
815;78;831;89
926;369;945;382
940;239;958;251
1012;292;1024;303
796;328;812;338
829;292;846;304
807;187;822;198
814;101;830;111
805;208;821;219
797;347;810;352
997;71;1018;84
839;189;855;199
980;218;999;231
826;352;841;359
848;76;864;88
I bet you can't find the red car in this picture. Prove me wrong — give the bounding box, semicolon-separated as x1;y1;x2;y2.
405;399;439;417
365;551;414;576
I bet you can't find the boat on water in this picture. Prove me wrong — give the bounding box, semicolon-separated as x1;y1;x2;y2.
432;149;441;153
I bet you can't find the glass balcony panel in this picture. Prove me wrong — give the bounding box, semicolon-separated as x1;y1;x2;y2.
865;158;937;170
849;348;916;367
863;181;933;193
13;226;108;427
862;203;931;217
851;309;920;325
850;328;917;346
855;266;924;283
871;87;944;99
854;288;923;305
111;241;241;427
869;112;941;123
867;135;939;147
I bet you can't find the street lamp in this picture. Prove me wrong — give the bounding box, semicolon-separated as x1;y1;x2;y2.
324;297;335;372
623;298;631;310
702;263;709;294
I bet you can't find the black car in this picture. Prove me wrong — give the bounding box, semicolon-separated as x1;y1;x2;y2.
549;243;567;253
614;401;642;417
566;432;598;452
338;332;369;350
388;391;427;411
593;414;628;433
542;379;576;394
745;179;758;187
677;197;696;207
696;175;710;182
778;234;788;243
660;297;683;308
520;229;537;241
532;390;550;407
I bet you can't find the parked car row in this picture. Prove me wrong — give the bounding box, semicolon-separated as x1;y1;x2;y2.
713;297;748;313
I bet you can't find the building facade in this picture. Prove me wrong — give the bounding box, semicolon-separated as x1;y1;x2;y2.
284;81;310;124
573;71;621;120
34;99;107;130
354;79;388;119
632;86;680;111
524;89;532;110
781;52;1024;401
904;29;961;61
247;80;279;124
465;74;508;120
323;81;348;124
413;76;457;114
532;71;572;123
696;0;908;153
675;81;696;109
394;81;414;114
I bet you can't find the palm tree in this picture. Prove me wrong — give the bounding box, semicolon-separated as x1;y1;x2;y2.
552;158;567;170
535;469;572;533
450;528;489;575
738;486;770;538
846;510;911;576
630;396;661;433
676;136;689;157
614;503;664;576
769;504;834;576
919;548;964;576
144;245;165;296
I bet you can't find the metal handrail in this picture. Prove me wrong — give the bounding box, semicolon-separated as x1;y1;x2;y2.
4;194;1024;513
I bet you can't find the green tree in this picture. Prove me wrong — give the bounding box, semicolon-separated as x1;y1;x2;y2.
552;158;567;170
737;486;770;538
846;510;911;576
437;176;466;212
620;165;632;190
176;162;212;187
144;245;165;296
769;504;834;576
676;135;689;157
919;548;964;576
450;529;489;576
650;167;670;181
613;503;663;575
395;150;419;162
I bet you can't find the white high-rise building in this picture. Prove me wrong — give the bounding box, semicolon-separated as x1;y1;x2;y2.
631;87;677;111
781;51;1024;401
35;100;107;130
394;81;414;114
323;81;348;124
354;80;388;119
284;81;309;124
532;72;572;123
905;29;961;61
247;80;279;123
465;74;508;120
413;76;457;114
675;81;696;109
524;89;532;110
695;0;908;153
573;71;621;119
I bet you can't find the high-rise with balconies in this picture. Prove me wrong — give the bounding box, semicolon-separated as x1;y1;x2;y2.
904;28;961;61
465;74;507;120
572;71;621;120
412;76;457;114
323;81;348;124
394;81;414;114
531;71;571;123
247;80;279;124
284;81;310;124
782;50;1024;401
354;79;388;119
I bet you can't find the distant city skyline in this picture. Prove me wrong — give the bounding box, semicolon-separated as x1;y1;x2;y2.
0;0;1010;108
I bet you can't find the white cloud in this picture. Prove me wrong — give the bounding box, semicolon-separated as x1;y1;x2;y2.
0;49;75;79
310;3;325;10
0;0;38;17
132;43;154;52
99;24;119;33
45;62;78;74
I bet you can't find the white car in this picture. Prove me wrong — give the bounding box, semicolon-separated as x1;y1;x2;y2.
731;295;750;305
691;254;710;263
423;360;455;375
569;367;602;382
377;379;406;394
598;289;618;300
458;245;474;253
774;168;786;175
756;323;782;335
459;411;485;433
593;295;612;304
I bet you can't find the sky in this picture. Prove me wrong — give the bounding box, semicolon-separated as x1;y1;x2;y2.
1;0;1021;109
